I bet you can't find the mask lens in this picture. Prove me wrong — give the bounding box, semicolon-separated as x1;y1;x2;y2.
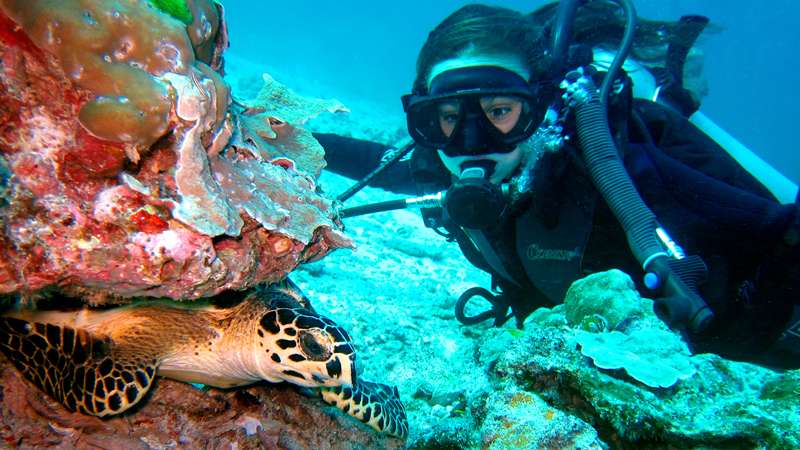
437;99;462;138
406;97;458;148
403;66;548;152
408;94;533;151
480;95;525;135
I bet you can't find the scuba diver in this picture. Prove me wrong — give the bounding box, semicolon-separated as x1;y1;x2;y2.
315;2;800;369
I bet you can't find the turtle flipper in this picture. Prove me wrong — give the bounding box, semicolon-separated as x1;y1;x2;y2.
0;316;158;417
320;379;409;439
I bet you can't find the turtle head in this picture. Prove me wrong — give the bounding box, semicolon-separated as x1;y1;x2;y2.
256;290;357;389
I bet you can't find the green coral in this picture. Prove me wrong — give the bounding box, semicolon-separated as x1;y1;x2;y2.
575;329;696;388
760;371;800;401
564;269;643;330
148;0;193;25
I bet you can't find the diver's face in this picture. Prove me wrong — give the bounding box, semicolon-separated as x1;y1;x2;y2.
427;56;531;183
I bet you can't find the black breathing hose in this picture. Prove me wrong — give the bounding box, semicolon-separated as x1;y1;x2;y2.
598;0;637;105
551;0;657;260
565;0;713;333
574;85;662;262
339;199;409;219
549;0;582;76
572;66;713;334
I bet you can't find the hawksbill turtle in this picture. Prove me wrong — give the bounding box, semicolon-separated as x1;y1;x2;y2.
0;281;408;439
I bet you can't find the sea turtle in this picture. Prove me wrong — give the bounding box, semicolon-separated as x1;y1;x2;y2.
0;281;408;439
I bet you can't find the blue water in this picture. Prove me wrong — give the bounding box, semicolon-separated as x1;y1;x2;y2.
223;0;799;182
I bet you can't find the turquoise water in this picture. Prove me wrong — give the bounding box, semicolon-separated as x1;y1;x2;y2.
0;1;797;446
216;2;800;446
223;0;799;182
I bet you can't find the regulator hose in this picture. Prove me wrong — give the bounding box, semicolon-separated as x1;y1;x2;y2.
571;74;714;333
336;140;416;203
573;85;661;263
549;0;582;76
598;0;637;105
547;0;713;333
339;199;409;218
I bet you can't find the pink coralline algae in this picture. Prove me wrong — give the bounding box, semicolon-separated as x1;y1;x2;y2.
0;0;352;303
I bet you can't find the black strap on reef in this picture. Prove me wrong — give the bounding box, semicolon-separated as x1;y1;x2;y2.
453;228;522;328
336;140;416;203
454;286;514;326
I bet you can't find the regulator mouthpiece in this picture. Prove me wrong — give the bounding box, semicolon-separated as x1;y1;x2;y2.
444;161;506;230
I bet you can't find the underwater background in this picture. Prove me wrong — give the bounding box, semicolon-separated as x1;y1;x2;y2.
223;0;799;182
0;0;797;447
216;1;800;447
2;0;799;447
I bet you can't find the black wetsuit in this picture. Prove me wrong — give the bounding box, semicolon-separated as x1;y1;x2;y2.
316;99;800;368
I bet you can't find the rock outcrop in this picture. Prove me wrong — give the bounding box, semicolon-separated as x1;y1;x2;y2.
0;0;350;303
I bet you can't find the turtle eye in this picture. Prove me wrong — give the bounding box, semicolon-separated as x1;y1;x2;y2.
298;330;332;361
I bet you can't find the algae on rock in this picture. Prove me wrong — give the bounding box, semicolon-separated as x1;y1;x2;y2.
564;269;644;330
149;0;193;24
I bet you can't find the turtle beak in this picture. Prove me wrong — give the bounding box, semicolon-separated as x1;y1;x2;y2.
314;353;357;387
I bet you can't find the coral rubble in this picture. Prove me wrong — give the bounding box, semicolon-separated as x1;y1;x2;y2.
0;0;350;302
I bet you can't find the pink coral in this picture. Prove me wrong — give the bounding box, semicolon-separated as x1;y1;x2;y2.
0;0;351;303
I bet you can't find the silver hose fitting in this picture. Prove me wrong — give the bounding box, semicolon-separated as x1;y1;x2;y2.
560;67;597;107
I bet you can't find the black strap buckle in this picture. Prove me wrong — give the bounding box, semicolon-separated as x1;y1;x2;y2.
454;287;513;327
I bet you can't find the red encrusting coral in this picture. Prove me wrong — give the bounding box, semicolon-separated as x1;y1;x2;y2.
0;1;351;303
129;209;171;234
63;129;128;181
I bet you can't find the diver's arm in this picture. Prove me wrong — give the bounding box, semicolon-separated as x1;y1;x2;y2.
596;47;797;204
631;99;782;201
687;112;797;204
628;100;800;365
313;133;419;195
629;99;797;250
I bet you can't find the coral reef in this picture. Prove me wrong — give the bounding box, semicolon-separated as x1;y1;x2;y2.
0;0;350;302
223;61;407;147
0;1;391;446
477;387;604;450
0;357;404;449
566;270;697;388
575;329;696;388
149;0;194;24
2;1;796;448
564;269;643;330
480;272;799;449
286;199;800;449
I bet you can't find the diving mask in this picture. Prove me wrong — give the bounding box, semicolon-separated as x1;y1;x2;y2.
401;66;549;156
